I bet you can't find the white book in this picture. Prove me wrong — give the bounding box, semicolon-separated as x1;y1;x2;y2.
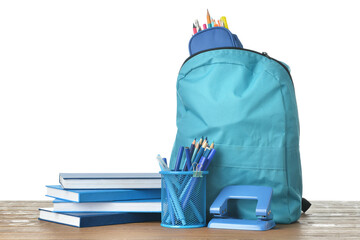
39;208;160;227
59;173;161;189
53;198;161;213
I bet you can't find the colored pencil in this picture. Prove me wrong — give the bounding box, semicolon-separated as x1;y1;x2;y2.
190;142;200;164
207;9;211;28
199;137;203;146
174;146;184;171
189;138;196;157
195;19;201;32
221;16;228;29
193;140;207;164
184;147;192;171
203;147;211;159
203;149;216;171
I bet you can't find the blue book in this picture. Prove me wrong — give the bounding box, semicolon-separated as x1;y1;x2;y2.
39;208;160;228
53;198;161;213
59;173;161;189
46;185;161;202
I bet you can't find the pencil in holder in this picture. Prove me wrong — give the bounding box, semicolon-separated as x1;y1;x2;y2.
160;171;208;228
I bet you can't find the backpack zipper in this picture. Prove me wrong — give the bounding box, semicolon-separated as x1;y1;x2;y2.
181;47;299;132
181;47;293;85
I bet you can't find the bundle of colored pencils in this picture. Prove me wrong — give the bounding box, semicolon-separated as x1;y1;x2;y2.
156;137;216;172
193;9;229;35
173;137;215;172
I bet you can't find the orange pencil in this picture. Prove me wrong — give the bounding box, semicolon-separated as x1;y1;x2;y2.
207;9;211;28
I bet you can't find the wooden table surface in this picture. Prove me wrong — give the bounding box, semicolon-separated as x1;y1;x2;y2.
0;201;359;239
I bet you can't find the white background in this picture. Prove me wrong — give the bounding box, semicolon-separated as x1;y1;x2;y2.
1;0;359;200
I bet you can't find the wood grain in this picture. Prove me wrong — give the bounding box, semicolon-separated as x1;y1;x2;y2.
0;201;359;239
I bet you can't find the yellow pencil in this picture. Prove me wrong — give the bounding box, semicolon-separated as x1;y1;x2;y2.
220;16;228;29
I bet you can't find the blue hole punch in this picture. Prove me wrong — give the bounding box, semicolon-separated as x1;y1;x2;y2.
207;185;276;231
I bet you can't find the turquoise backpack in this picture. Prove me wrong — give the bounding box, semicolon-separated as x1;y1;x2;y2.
170;44;306;223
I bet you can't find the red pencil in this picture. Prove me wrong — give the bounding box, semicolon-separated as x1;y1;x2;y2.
193;23;197;34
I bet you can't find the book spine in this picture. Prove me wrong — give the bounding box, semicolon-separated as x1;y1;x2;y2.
81;213;161;227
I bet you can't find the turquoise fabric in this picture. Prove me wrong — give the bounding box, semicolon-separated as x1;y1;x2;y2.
170;49;302;224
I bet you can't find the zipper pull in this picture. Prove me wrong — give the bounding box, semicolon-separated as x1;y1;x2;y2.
262;52;270;58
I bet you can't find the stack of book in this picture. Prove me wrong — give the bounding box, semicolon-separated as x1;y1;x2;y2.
39;173;162;227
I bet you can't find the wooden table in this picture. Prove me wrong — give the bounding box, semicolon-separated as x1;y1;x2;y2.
0;201;359;239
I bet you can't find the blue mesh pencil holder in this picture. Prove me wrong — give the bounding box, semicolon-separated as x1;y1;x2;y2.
160;171;208;228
